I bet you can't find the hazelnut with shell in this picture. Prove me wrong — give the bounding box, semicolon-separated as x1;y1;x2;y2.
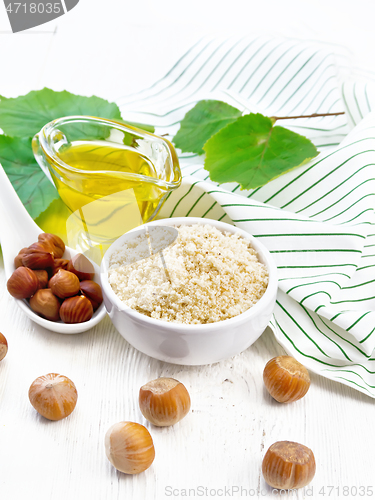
105;421;155;474
67;253;95;281
139;377;191;426
38;233;65;259
7;267;39;299
51;259;69;276
262;441;316;489
49;269;80;299
28;373;78;420
22;242;54;269
33;269;49;289
14;248;28;268
60;295;93;324
80;280;103;310
263;356;310;403
29;289;61;321
82;296;99;312
0;333;8;361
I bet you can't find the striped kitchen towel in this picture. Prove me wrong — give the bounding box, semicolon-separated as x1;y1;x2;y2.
117;36;375;398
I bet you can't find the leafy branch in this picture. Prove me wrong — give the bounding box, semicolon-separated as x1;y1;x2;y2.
173;100;345;190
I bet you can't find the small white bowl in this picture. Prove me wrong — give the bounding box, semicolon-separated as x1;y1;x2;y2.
100;217;278;365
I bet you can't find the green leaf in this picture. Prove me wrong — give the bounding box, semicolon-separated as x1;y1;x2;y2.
0;88;123;138
204;113;319;190
0;136;60;219
173;100;242;155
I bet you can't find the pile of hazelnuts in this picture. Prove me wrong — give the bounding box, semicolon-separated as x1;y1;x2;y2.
6;233;103;324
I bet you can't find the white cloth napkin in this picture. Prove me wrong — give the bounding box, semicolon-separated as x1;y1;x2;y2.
117;36;375;397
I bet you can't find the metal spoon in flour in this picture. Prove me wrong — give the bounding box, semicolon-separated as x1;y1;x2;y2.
0;165;106;334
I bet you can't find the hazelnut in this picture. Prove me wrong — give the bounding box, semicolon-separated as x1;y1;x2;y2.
29;289;61;321
28;373;78;421
67;253;95;281
51;258;69;276
60;295;93;323
80;280;103;309
83;296;99;311
7;267;39;299
33;269;49;289
14;248;28;268
0;332;8;361
263;356;310;403
262;441;316;489
139;377;191;427
49;269;80;299
105;422;155;474
38;233;65;259
28;240;55;253
22;242;54;269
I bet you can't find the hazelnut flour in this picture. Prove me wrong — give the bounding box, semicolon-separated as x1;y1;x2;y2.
108;224;269;324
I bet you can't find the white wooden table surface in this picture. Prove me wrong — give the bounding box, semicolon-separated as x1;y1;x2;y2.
1;2;375;499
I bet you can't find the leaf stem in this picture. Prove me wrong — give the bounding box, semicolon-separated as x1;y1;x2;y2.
272;111;345;121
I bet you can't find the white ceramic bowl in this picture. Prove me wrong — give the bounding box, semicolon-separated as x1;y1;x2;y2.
100;217;278;365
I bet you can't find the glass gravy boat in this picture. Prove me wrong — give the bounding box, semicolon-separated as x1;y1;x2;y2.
32;116;181;255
